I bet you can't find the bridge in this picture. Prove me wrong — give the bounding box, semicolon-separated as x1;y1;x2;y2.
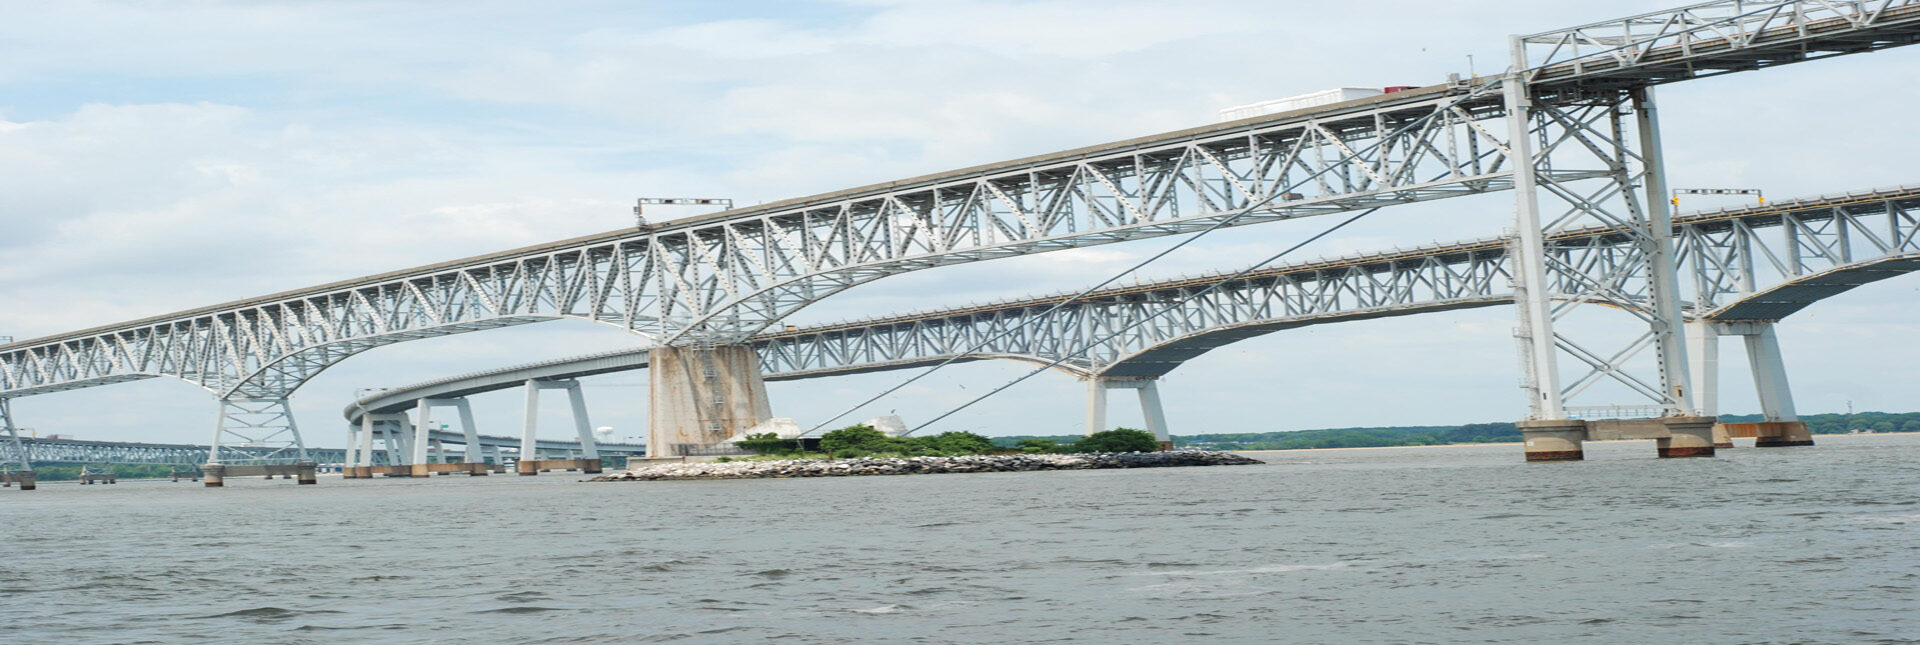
3;433;642;468
6;0;1920;477
340;184;1919;453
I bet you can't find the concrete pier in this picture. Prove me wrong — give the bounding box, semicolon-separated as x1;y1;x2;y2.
1519;419;1587;461
516;458;602;475
79;467;116;484
1748;421;1815;447
1;471;35;490
1657;416;1717;458
202;462;318;486
1711;423;1734;449
648;345;772;457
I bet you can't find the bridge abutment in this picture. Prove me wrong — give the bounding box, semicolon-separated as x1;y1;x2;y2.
1693;321;1814;449
647;345;771;457
1519;419;1587;461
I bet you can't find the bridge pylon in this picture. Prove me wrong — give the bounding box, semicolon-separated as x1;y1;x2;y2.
647;345;770;457
1505;38;1699;459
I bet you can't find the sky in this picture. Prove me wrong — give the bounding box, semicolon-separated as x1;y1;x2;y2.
2;0;1917;446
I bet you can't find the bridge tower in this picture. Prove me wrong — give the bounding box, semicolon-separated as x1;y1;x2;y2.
647;343;771;458
1503;36;1708;460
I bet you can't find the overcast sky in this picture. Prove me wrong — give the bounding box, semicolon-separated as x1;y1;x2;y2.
3;0;1917;446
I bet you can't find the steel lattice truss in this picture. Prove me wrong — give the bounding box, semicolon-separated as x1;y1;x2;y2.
1;0;1917;437
755;188;1920;385
0;83;1516;403
9;437;336;466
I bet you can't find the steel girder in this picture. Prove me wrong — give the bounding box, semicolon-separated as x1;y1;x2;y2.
0;84;1513;404
334;186;1920;420
5;0;1920;421
1518;0;1920;90
758;187;1920;389
1683;193;1920;318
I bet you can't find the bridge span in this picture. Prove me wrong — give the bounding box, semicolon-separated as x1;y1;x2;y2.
344;185;1919;456
6;0;1920;473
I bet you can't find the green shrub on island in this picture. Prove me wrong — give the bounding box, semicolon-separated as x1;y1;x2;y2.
732;432;803;455
819;425;890;453
1073;428;1160;453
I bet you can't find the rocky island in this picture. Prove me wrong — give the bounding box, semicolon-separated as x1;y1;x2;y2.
592;450;1263;481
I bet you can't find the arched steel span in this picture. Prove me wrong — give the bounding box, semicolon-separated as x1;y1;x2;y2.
345;184;1920;427
9;0;1919;402
3;432;643;467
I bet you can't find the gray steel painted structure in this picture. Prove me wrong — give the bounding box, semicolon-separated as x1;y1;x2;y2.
1;0;1916;460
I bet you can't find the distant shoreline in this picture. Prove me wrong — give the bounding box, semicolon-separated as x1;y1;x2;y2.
1229;431;1920;455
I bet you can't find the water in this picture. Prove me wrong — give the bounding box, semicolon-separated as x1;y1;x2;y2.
3;435;1918;643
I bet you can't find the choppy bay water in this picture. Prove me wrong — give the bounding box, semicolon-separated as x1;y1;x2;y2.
3;435;1917;644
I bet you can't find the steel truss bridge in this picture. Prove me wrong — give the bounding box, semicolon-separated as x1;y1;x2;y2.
0;433;642;468
344;185;1920;438
5;0;1920;465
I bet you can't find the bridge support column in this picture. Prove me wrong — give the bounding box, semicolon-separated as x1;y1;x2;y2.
519;379;603;472
1084;376;1173;450
209;397;311;467
1658;416;1717;458
1;398;34;490
647;345;771;458
1501;56;1696;460
1519;419;1587;461
410;399;432;476
1738;322;1811;447
1685;322;1734;448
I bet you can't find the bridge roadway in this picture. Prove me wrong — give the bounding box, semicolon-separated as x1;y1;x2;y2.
4;1;1919;464
346;184;1920;442
6;433;642;468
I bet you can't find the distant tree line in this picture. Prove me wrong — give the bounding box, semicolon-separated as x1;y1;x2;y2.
993;411;1920;452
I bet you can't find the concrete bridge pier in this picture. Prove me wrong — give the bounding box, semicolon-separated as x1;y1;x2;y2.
519;379;603;474
1689;321;1813;448
648;345;771;458
1657;416;1718;458
1084;376;1173;450
1519;419;1587;461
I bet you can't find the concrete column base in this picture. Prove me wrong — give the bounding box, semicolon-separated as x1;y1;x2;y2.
1711;423;1734;449
517;458;601;475
1753;421;1815;447
1658;416;1717;458
203;464;226;487
1519;419;1587;461
296;462;318;485
3;471;36;490
1157;441;1175;452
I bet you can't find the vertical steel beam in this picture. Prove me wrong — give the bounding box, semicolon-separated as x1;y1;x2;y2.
1;398;30;473
1500;50;1564;421
1631;87;1694;415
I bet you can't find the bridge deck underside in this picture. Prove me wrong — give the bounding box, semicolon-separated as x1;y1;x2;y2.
1713;255;1920;320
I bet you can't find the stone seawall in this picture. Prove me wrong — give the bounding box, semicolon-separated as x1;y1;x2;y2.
592;450;1262;481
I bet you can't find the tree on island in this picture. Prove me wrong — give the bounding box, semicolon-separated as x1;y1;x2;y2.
1074;428;1160;453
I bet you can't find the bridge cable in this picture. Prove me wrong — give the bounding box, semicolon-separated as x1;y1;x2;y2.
800;80;1504;437
904;205;1380;436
